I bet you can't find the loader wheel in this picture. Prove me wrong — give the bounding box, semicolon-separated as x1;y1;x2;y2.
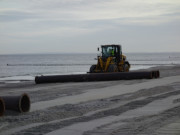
124;64;129;72
108;64;118;72
89;65;96;73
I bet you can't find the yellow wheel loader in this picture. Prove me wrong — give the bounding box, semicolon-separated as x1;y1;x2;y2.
89;44;130;73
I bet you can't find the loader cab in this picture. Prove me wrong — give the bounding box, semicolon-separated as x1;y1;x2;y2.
101;45;122;61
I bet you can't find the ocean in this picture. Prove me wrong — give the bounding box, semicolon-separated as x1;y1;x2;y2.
0;52;180;83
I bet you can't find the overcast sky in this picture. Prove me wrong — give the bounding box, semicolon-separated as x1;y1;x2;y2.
0;0;180;54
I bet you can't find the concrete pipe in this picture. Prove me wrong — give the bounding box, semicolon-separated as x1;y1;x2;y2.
0;98;5;116
1;93;30;113
35;71;154;84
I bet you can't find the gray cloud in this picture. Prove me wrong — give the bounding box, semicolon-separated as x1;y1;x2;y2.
0;0;180;54
0;8;44;22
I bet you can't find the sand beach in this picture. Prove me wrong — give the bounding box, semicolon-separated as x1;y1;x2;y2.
0;65;180;135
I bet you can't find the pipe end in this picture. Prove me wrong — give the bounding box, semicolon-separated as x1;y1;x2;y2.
0;98;5;116
152;70;160;78
156;70;160;78
19;93;31;113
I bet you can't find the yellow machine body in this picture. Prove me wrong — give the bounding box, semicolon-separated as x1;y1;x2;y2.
89;44;130;73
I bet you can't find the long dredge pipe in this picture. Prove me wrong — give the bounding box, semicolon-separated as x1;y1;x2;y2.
0;98;5;116
1;93;30;113
35;70;160;84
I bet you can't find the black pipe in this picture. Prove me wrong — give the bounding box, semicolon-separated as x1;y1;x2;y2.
0;98;5;116
35;71;156;84
1;93;30;113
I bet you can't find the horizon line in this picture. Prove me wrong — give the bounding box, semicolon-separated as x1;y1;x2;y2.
0;51;180;55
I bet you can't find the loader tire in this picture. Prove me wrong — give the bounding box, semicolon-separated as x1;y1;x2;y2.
108;64;118;72
89;65;96;73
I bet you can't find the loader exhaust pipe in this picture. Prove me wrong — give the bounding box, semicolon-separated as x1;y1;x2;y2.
35;71;158;84
1;93;30;113
0;98;5;116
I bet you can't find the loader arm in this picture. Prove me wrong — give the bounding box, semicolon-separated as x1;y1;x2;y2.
105;57;113;71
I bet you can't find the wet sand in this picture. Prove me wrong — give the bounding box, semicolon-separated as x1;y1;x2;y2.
0;65;180;135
